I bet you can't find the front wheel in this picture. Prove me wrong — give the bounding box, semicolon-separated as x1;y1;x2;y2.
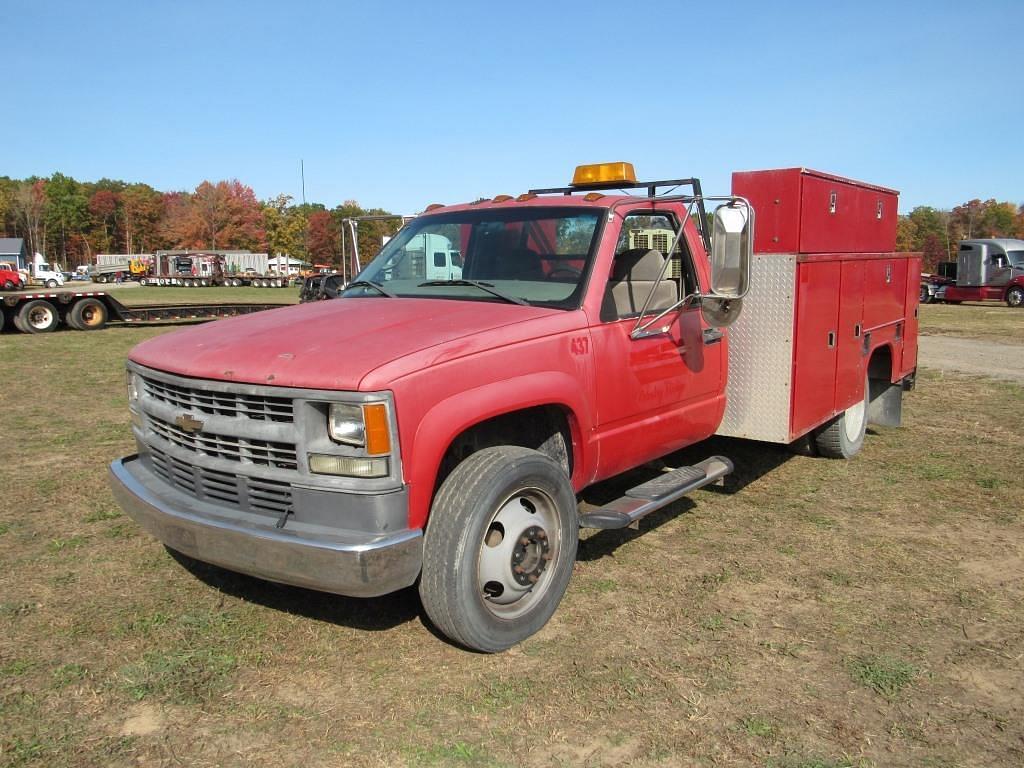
1007;286;1024;308
919;284;932;304
419;446;578;653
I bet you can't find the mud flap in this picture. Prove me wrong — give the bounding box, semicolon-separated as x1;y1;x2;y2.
868;379;903;427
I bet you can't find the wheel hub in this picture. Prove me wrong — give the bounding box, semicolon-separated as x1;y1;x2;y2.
478;491;560;610
510;525;551;587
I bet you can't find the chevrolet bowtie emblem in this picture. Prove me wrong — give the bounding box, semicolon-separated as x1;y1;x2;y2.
175;414;205;433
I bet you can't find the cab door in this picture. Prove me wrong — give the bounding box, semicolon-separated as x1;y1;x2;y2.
587;206;726;480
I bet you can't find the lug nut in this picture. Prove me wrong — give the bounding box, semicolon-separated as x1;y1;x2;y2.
537;531;547;540
528;574;539;583
543;553;553;561
513;566;524;574
520;536;531;546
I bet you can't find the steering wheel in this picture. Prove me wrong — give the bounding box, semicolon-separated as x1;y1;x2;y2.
547;266;582;280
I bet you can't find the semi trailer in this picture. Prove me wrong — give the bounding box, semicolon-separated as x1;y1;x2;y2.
109;163;919;652
1;290;289;333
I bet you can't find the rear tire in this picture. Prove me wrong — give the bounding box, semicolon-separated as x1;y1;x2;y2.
68;298;108;331
815;375;868;459
419;446;578;653
17;299;59;333
1007;286;1024;308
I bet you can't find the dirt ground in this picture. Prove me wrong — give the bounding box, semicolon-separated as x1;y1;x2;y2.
1;303;1022;768
919;335;1024;383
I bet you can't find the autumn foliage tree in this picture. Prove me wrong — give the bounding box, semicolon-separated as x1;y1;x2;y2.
306;210;339;265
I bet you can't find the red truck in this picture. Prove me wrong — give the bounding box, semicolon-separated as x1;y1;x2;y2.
109;163;919;652
935;239;1024;307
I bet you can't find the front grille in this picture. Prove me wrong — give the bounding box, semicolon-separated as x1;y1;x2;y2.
149;414;298;470
142;376;293;423
150;447;292;516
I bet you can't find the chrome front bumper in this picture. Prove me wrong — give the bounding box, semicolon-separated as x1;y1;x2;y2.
109;455;422;598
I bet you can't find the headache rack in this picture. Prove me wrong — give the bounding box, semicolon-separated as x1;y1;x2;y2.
528;176;712;253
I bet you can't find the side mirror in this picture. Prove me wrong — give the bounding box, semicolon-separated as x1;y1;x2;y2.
702;200;753;328
709;200;752;299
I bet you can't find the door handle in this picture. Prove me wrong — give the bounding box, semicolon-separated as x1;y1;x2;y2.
703;328;723;345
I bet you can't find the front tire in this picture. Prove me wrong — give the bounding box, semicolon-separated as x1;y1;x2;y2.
919;284;932;304
815;375;868;459
1007;286;1024;308
419;446;578;653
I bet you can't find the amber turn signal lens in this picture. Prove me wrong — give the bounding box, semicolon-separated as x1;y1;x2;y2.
571;162;636;187
363;403;391;456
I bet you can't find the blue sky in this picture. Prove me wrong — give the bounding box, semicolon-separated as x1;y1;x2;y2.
2;0;1021;214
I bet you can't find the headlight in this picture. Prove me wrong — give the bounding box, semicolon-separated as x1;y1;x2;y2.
327;402;392;455
328;403;365;445
126;371;140;406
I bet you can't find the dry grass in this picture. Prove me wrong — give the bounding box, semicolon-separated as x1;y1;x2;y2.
920;302;1024;342
1;317;1022;767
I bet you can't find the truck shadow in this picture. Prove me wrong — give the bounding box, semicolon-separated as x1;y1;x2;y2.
576;436;795;562
165;547;420;631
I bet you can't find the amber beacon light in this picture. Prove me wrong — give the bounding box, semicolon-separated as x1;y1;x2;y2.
571;162;637;187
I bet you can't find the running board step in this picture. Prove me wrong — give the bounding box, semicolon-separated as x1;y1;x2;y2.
579;456;733;530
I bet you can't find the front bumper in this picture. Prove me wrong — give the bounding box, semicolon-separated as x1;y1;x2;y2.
109;455;422;598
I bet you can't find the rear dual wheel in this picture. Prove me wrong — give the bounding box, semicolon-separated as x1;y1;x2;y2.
68;298;108;331
16;299;59;333
419;446;578;653
815;375;868;459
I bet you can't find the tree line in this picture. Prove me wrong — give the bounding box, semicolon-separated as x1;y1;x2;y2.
0;174;400;271
2;172;1020;275
897;199;1024;272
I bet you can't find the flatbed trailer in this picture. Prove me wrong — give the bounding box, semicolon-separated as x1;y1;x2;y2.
1;290;289;334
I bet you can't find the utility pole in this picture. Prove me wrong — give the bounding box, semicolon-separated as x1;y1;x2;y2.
301;160;306;206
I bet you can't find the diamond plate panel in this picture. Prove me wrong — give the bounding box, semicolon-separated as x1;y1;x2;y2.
717;254;797;442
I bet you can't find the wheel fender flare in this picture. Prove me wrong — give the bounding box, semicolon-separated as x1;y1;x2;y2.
405;372;592;530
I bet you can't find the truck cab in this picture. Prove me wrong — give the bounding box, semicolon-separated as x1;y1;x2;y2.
22;254;65;288
939;239;1024;307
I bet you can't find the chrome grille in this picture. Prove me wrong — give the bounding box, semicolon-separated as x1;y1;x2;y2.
142;376;293;422
150;447;292;516
149;414;298;470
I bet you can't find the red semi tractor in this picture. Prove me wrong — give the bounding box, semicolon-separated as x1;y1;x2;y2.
109;163;918;652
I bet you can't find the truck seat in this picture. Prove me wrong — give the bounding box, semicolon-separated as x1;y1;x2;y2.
607;248;678;318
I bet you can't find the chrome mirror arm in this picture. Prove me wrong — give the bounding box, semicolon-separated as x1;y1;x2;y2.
630;291;702;339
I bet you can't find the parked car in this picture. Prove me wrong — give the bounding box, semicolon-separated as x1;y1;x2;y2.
1;265;25;290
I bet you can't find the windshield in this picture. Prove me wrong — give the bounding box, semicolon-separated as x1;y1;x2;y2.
345;207;602;308
1006;250;1024;268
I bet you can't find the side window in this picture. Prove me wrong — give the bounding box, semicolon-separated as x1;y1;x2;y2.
613;213;696;296
433;252;446;268
603;213;694;321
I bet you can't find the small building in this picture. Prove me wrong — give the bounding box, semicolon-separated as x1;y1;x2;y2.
0;238;28;270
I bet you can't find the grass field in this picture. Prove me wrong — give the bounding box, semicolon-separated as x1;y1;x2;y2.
919;301;1024;342
1;312;1022;767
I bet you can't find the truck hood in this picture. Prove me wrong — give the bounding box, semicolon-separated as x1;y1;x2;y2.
129;297;563;390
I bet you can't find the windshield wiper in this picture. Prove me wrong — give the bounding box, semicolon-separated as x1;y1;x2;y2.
344;280;396;298
417;279;528;306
